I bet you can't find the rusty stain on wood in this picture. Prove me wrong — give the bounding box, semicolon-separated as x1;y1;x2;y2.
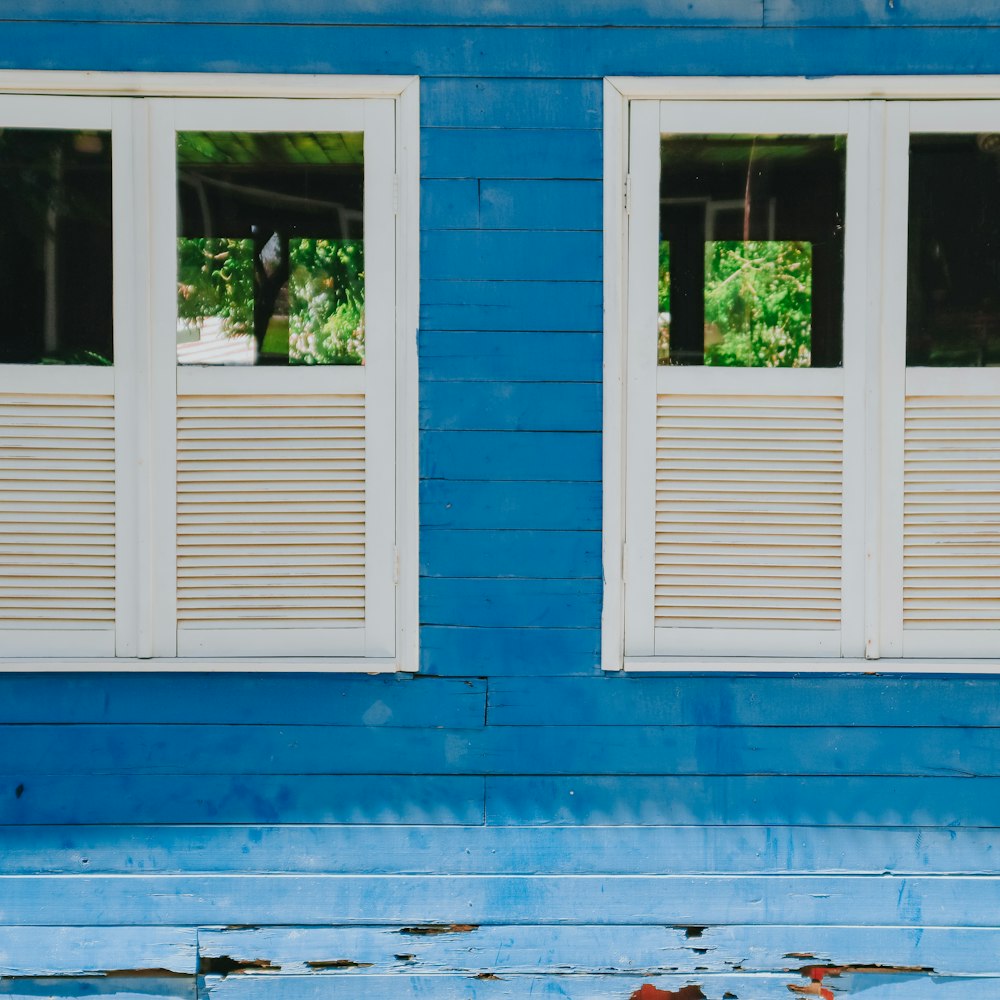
200;956;280;975
788;963;936;1000
398;924;479;935
630;985;706;1000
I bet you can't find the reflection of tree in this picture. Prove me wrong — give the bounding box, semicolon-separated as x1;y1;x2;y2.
176;236;364;365
704;240;812;368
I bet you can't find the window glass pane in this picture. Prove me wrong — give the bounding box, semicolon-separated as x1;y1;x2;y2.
659;134;845;367
907;134;1000;366
0;128;112;365
176;131;364;366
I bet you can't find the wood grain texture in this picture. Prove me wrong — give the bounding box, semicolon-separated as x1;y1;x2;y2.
2;874;998;925
420;529;601;578
420;481;601;530
3;825;997;875
419;626;601;674
765;0;1000;27
419;382;601;432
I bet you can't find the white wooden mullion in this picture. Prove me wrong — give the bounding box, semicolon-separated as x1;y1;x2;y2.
653;627;842;658
0;93;112;129
840;101;874;660
876;102;911;659
147;99;179;657
166;97;367;133
656;367;843;395
622;99;660;658
111;98;138;657
659;100;850;135
361;98;397;659
176;366;365;395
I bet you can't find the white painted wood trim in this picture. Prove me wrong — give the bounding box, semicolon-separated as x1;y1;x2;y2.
839;101;873;660
654;627;842;658
659;100;850;134
148;98;179;657
621;99;660;660
601;78;627;672
656;367;844;395
394;76;421;673
906;368;1000;395
909;100;1000;131
624;656;1000;674
0;366;113;394
0;93;112;128
177;627;366;658
877;102;912;659
902;632;1000;659
0;656;398;673
0;71;418;100
167;97;366;132
609;76;1000;101
0;633;115;659
112;98;139;657
176;366;366;395
361;97;398;660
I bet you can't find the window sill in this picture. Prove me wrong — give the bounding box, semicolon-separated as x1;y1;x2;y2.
619;656;1000;674
0;657;403;673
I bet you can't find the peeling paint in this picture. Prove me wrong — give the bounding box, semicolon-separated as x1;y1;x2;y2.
200;956;280;976
399;924;479;935
630;985;706;1000
304;960;374;970
474;973;503;980
788;963;936;1000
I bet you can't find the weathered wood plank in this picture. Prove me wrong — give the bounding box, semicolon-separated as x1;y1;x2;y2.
421;231;601;282
418;332;602;383
420;481;601;531
6;724;1000;777
422;129;601;180
2;2;766;27
421;579;601;629
0;775;484;825
0;927;196;976
485;775;1000;826
420;432;601;482
198;971;990;1000
478;180;602;232
4;825;996;875
420;529;600;579
420;280;601;333
0;675;485;727
420;626;600;674
422;79;602;129
487;676;1000;727
765;0;1000;27
420;180;478;230
0;978;194;1000
2;874;999;926
196;922;1000;976
419;382;601;432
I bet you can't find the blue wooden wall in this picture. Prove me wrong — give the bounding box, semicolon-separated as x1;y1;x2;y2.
4;3;1000;998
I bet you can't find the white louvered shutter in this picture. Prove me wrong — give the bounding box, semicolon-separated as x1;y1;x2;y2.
0;370;116;656
901;371;1000;656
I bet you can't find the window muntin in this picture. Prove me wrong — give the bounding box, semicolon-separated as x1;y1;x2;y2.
659;134;845;368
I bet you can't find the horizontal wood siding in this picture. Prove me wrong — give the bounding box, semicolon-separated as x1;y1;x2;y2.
4;10;1000;1000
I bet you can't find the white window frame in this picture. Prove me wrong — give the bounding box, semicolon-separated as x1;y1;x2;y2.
604;75;1000;674
0;71;419;673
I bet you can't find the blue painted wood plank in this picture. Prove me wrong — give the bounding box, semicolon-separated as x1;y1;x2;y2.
420;626;600;674
0;927;197;976
420;481;601;530
486;775;1000;827
420;179;478;230
420;529;600;578
419;382;601;431
4;824;998;875
422;79;602;129
196;923;1000;977
420;281;602;333
478;180;602;231
418;332;602;383
10;25;1000;78
0;675;485;726
421;231;601;282
6;1;766;26
3;874;999;926
422;129;601;180
197;972;999;1000
421;578;601;628
420;431;601;481
487;676;1000;727
9;724;1000;778
0;977;194;1000
1;775;484;825
765;0;1000;27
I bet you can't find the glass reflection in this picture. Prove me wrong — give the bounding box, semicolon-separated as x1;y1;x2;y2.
659;134;845;367
176;131;364;365
0;128;113;365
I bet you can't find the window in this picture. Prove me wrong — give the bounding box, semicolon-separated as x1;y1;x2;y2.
0;76;418;670
604;79;1000;669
